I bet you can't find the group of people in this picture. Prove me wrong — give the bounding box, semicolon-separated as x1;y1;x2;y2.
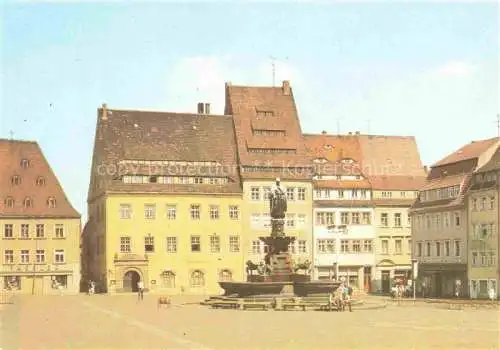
330;282;353;312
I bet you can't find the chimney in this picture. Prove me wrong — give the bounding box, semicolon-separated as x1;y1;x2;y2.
321;130;327;135
282;80;291;95
204;103;210;115
197;102;205;114
101;103;108;120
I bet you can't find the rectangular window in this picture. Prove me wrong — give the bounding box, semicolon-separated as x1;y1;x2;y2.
351;212;360;225
286;214;295;228
297;214;306;227
250;187;260;200
472;251;478;266
54;249;65;263
316;212;325;226
120;237;131;253
298;240;307;253
340;212;349;225
490;196;495;210
338;190;344;199
21;224;29;239
341;240;349;253
352;240;361;253
381;240;389;254
286;187;295;201
166;205;177;220
480;252;487;266
444;240;450;256
229;235;240;253
191;236;201;252
252;240;261;254
36;249;45;263
166;237;177;253
55;224;64;238
425;242;431;256
395;239;402;254
229;205;240;220
210;235;220;253
436;241;441;256
36;224;45;238
362;213;371;225
454;240;460;257
363;240;373;253
119;204;132;219
381;213;388;227
297;188;306;201
454;212;461;227
325;212;334;225
360;190;367;199
144;236;155;252
4;224;13;238
210;205;220;220
289;241;296;254
190;205;201;220
408;239;412;254
20;250;29;264
317;239;326;253
263;187;272;200
394;213;402;227
144;204;156;219
417;242;422;257
4;250;13;264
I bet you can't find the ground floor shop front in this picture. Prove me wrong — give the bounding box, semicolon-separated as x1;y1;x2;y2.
416;263;468;298
0;272;80;294
315;265;373;291
373;259;412;294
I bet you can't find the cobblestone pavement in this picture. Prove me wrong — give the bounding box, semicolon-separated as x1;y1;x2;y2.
1;294;498;350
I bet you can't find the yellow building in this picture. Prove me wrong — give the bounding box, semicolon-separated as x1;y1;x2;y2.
0;139;81;294
225;81;314;268
84;104;244;295
468;144;499;298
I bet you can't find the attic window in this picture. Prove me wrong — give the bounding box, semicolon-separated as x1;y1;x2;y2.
20;159;30;168
253;129;286;136
341;158;354;164
11;175;21;185
247;148;296;154
313;158;328;164
4;197;14;208
47;197;57;208
256;110;274;118
23;197;33;208
323;144;333;151
149;176;158;183
36;177;46;186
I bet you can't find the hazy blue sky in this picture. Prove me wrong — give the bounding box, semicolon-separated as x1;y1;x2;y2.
1;2;498;220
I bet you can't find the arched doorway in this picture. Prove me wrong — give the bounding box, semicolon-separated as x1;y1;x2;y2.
123;270;141;292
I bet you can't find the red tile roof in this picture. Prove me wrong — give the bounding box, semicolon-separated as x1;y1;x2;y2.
0;139;80;218
88;108;242;199
313;179;371;189
433;137;500;167
476;145;500;173
225;81;312;180
357;135;426;177
369;175;426;191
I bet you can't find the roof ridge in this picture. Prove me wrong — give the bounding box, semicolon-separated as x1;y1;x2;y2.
0;138;38;144
102;107;232;118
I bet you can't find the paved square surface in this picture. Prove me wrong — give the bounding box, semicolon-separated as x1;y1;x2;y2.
1;294;499;350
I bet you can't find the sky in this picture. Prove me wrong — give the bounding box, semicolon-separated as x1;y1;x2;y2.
1;2;498;221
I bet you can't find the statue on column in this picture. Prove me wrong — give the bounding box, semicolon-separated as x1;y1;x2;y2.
269;178;287;237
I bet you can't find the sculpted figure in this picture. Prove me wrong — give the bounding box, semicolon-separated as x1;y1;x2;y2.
269;178;287;219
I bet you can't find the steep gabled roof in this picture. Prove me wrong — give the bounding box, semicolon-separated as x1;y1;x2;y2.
475;145;500;173
0;139;80;218
88;106;242;197
225;81;311;180
433;137;499;167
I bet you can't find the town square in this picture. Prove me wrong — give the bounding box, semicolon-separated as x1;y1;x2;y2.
1;1;499;349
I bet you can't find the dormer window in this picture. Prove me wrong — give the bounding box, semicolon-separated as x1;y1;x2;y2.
313;158;328;164
11;175;21;185
4;197;14;208
23;197;33;208
341;158;354;164
323;144;333;151
47;197;57;208
20;159;30;168
36;177;46;186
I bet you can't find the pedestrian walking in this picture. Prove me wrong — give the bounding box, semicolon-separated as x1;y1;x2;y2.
137;280;144;301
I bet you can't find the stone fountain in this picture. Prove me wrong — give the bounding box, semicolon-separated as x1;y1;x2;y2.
218;178;340;298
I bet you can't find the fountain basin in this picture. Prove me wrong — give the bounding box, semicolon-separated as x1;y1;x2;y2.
219;281;292;297
293;281;341;297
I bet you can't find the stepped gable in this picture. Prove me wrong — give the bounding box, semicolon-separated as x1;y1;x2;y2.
225;80;312;180
0;139;80;218
410;138;499;212
90;106;241;195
